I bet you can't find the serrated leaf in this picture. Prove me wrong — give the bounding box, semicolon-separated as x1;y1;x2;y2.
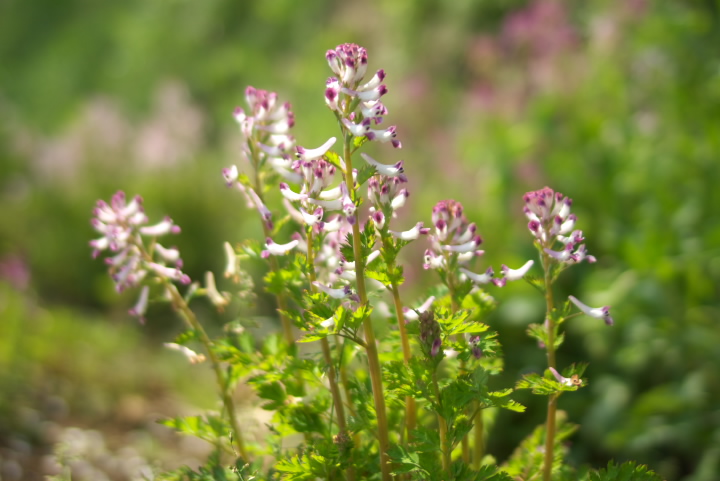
387;445;431;477
297;332;328;343
352;135;368;150
160;415;227;443
356;164;376;187
324;150;342;169
587;460;663;481
365;269;391;286
255;380;287;410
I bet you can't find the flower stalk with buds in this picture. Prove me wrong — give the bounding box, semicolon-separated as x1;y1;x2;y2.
519;187;613;481
90;192;249;461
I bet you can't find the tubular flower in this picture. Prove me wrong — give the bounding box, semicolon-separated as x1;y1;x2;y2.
568;295;614;326
549;367;583;387
403;296;436;322
389;222;430;241
262;238;299;258
490;260;535;287
90;191;190;321
325;43;401;148
523;187;596;266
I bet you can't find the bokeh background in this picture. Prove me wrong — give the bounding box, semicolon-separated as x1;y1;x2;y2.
1;0;720;480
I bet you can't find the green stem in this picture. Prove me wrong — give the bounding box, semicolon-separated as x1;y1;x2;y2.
543;394;558;481
165;283;250;461
343;137;392;481
307;229;355;481
542;251;557;481
390;282;416;440
252;169;295;347
432;369;451;477
473;407;484;468
446;269;470;464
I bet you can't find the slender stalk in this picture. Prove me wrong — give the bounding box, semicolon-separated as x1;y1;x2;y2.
165;283;250;460
446;269;470;463
252;169;295;347
432;369;451;477
473;408;484;468
541;251;557;481
543;395;558;481
307;230;355;481
390;283;417;439
343;137;392;481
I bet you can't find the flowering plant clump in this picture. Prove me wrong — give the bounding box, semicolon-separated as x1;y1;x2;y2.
88;44;661;481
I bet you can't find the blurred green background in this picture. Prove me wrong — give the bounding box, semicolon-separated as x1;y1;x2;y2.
1;0;720;479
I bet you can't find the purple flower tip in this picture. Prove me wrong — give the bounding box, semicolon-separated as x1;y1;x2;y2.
431;338;442;357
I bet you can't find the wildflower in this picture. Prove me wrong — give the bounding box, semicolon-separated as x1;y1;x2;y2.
164;342;206;364
227;86;296;217
367;174;409;215
247;187;273;229
424;200;483;271
549;367;582;387
325;43;401;148
295;137;336;161
91;191;191;321
204;271;230;310
128;285;150;323
524;187;595;265
223;242;239;280
431;338;442;357
568;295;614;326
403;296;435;322
459;267;495;285
312;281;358;301
490;260;534;287
262;238;299;258
360;153;405;177
389;222;430;241
469;336;483;359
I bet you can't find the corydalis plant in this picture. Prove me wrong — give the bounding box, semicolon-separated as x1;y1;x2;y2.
89;44;663;481
90;192;251;462
514;186;614;481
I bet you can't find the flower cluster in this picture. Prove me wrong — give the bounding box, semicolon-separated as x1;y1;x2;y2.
325;43;401;148
90;191;189;321
524;186;595;264
223;87;297;229
418;310;442;357
424;200;482;270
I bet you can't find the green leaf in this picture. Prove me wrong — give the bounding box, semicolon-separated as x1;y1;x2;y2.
365;269;391;287
160;415;227;444
387;445;431;477
324;149;343;169
352;135;368;150
452;462;515;481
438;309;490;336
255;380;287;410
297;332;328;343
586;460;663;481
502;412;577;479
356;164;376;187
384;360;422;399
274;455;316;480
